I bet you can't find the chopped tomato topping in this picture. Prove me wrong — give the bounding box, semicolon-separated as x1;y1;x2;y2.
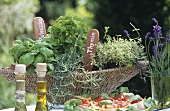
131;99;142;104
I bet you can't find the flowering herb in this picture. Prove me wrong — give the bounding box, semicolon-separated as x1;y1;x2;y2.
123;30;130;37
145;18;170;108
95;25;146;69
145;18;170;77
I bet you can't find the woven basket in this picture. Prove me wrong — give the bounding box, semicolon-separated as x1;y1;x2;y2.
0;60;148;104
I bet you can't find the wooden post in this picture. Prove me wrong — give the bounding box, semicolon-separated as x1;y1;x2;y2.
84;29;99;71
33;17;46;40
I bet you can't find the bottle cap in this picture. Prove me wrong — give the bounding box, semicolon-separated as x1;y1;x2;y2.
15;64;26;74
36;63;47;71
36;63;47;77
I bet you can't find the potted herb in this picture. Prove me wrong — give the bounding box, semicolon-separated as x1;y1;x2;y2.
145;18;170;108
9;14;89;74
6;14;147;105
94;26;146;70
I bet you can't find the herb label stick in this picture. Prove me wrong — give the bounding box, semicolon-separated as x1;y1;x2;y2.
84;29;99;71
33;17;46;40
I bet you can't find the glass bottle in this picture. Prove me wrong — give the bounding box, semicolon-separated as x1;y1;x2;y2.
14;64;27;111
35;63;48;111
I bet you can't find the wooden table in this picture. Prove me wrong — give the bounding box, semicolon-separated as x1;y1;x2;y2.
0;105;63;111
1;105;170;111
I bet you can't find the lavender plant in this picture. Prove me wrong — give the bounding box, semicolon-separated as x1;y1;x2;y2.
145;18;170;108
145;18;170;77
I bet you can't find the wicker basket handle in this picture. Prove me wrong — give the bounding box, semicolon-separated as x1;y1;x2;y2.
84;29;99;71
33;17;46;40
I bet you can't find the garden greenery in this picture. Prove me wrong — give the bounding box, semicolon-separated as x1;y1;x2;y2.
9;14;89;74
9;14;147;105
145;18;170;77
145;18;170;108
94;25;146;70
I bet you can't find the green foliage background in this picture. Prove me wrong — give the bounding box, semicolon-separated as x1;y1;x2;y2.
1;0;170;109
0;0;39;109
87;0;170;41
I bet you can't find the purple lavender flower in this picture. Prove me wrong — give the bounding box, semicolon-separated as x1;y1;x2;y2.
153;25;162;39
149;37;154;40
152;18;158;23
164;70;168;75
153;25;162;33
159;33;163;38
158;52;162;59
145;32;151;38
165;34;169;41
158;43;164;48
123;30;130;37
152;46;157;54
153;32;158;38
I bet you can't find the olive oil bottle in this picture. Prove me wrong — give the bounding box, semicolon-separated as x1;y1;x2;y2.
14;64;27;111
35;63;48;111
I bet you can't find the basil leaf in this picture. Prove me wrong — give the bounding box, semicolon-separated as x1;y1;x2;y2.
117;108;123;111
144;97;156;109
64;99;82;106
9;45;27;62
14;40;23;45
74;106;84;111
130;95;142;102
27;65;35;74
19;53;35;67
87;106;99;111
33;53;45;66
100;100;112;105
39;47;54;57
123;93;134;98
17;45;27;54
100;93;109;98
26;38;35;44
119;87;129;93
47;63;54;72
23;40;30;48
127;106;134;111
111;89;119;97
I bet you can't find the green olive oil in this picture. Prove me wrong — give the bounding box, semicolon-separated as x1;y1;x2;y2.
35;63;48;111
14;64;27;111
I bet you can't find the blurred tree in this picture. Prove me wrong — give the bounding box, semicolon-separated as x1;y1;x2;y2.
86;0;170;41
36;0;77;27
0;0;20;4
36;0;95;30
0;77;15;109
64;0;95;28
0;0;39;109
0;0;39;43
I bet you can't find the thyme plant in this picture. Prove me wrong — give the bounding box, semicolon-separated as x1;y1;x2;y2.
94;26;146;70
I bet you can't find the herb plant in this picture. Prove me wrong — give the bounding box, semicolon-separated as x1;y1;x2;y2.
9;14;147;107
48;48;103;104
47;14;89;58
9;38;55;74
9;14;89;74
94;26;146;69
145;18;170;108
